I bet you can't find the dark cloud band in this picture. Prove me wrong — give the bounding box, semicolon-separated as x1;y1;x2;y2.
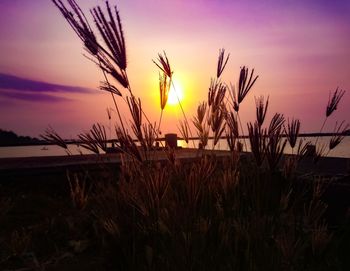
0;89;72;102
0;73;95;93
0;73;96;103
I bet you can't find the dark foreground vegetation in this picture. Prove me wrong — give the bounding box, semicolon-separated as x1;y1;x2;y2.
1;0;349;270
0;155;349;270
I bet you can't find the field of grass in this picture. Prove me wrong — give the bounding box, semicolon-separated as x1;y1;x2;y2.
1;0;349;270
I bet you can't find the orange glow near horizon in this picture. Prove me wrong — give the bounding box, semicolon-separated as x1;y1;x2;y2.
0;0;349;138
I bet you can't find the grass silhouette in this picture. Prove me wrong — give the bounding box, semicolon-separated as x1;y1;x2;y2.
1;1;348;270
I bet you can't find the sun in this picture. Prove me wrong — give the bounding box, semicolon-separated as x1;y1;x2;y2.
167;79;184;106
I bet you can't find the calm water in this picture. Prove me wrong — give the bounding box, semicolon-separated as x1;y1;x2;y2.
0;137;349;158
180;136;350;158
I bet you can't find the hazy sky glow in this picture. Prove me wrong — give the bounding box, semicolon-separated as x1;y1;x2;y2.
0;0;349;138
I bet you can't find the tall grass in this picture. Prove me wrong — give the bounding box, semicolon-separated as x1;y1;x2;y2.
36;1;350;269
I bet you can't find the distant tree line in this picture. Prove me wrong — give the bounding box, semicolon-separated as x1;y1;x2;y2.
0;129;45;146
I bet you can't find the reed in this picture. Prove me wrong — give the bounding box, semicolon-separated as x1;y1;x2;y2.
316;87;346;145
328;121;349;151
192;102;209;148
284;118;300;151
158;72;170;134
255;95;269;128
67;172;90;210
225;111;239;151
247;121;266;167
216;48;230;78
41;126;71;154
29;1;349;269
178;120;189;144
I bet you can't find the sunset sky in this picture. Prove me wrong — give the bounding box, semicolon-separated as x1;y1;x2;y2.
0;0;349;138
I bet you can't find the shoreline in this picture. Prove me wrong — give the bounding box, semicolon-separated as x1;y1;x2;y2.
1;149;349;178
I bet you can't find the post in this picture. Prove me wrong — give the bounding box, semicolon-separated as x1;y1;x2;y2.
165;133;177;148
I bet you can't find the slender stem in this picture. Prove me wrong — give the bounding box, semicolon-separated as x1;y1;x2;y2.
122;71;166;148
111;92;127;134
158;109;164;135
237;112;248;151
315;117;327;146
99;61;127;136
171;80;196;148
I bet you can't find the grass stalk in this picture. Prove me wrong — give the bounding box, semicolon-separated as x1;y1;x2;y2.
237;112;248;151
315;117;327;146
171;80;196;148
99;59;128;136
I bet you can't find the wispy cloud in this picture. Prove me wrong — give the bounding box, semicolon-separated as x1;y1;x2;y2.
0;73;95;93
0;89;72;102
0;73;96;102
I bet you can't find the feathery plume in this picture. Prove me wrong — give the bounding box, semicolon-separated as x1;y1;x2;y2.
100;81;122;96
247;121;266;167
52;0;98;55
217;48;230;78
178;120;190;144
255;95;269;127
91;1;127;70
285;118;300;149
153;51;173;78
237;66;258;104
159;72;170;110
329;121;349;150
41;126;68;150
268;113;285;136
326;87;345;117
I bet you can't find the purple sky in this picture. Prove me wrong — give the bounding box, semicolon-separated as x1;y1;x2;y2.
0;0;349;138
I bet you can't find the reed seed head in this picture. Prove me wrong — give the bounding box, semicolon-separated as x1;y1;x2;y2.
326;87;345;117
285;118;300;149
217;48;230;78
153;51;173;78
255;95;269;127
238;66;258;104
329;121;349;150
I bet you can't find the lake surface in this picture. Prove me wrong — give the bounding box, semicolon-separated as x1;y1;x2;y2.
0;136;349;158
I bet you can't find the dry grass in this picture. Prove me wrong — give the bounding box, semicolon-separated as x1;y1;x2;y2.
27;1;350;269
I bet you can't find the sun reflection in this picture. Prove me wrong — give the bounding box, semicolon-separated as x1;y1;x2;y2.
177;139;188;148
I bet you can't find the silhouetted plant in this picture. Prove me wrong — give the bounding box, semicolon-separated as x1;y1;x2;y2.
100;81;122;96
78;123;107;154
297;139;311;157
41;126;70;154
37;2;349;270
67;172;90;210
266;126;287;171
178;120;189;144
316;87;346;145
247;121;266;167
115;127;142;162
52;0;98;56
255;95;269;128
157;72;170;133
268;113;285;136
127;96;144;148
193;102;209;148
328;121;349;151
142;122;156;150
326;87;345;117
216;48;230;78
285;118;300;150
226;111;239;151
234;66;259;111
